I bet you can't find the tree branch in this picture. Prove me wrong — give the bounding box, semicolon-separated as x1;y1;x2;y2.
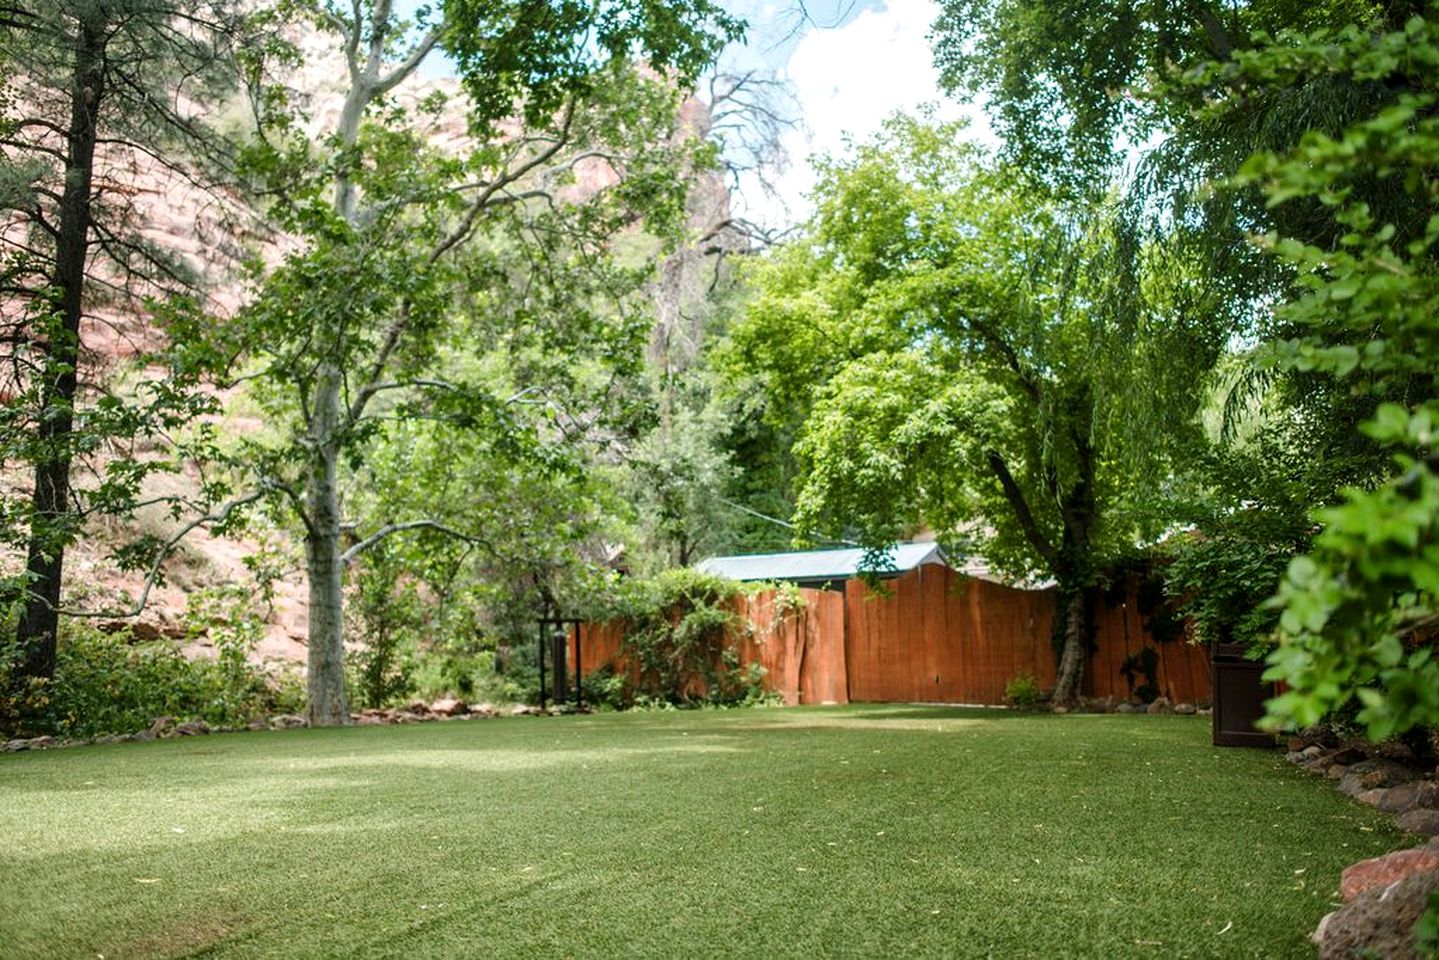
985;450;1057;568
54;489;266;619
341;518;495;565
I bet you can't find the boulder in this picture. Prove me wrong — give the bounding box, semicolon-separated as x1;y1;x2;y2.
471;703;497;719
1173;702;1197;716
1115;702;1137;714
1339;759;1418;797
269;714;307;730
511;704;536;716
171;720;210;737
1318;869;1439;960
1146;697;1173;715
1341;848;1439;902
1396;808;1439;838
1378;781;1428;814
1299;744;1324;760
405;700;431;716
1329;746;1369;766
1327;764;1349;780
430;698;469;717
148;716;176;738
1357;789;1387;808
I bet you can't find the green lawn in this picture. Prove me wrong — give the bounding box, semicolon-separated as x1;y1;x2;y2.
0;706;1405;959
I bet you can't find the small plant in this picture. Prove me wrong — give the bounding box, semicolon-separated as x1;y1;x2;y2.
1415;891;1439;960
1004;673;1044;711
579;666;629;711
344;544;424;708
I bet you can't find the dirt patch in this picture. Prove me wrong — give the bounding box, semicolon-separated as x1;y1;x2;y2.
116;909;250;959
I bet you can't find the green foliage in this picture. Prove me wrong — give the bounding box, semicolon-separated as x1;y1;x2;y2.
1003;673;1043;710
1417;892;1439;959
440;0;743;138
0;621;299;740
344;546;424;709
610;568;754;705
724;116;1230;702
578;665;629;711
1235;13;1439;741
1120;647;1161;704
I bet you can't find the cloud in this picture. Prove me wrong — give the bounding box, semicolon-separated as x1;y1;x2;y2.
734;0;988;230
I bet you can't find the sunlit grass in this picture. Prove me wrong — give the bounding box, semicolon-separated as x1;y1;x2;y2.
0;706;1403;958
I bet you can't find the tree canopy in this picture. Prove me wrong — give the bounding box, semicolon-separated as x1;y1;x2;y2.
725;117;1231;705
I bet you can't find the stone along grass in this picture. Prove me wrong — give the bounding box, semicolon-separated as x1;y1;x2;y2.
0;707;1406;959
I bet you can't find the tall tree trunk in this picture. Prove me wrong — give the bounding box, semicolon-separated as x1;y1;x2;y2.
1049;417;1098;710
304;364;349;726
1051;583;1088;708
14;15;106;681
297;41;376;725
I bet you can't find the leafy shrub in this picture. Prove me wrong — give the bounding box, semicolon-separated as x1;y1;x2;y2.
344;547;424;708
1003;673;1044;711
0;619;300;740
579;666;629;711
609;568;756;706
1120;647;1161;703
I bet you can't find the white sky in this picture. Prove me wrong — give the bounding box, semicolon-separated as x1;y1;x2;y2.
720;0;990;230
403;0;990;231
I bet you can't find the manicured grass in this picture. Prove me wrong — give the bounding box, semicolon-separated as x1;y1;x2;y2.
0;706;1407;959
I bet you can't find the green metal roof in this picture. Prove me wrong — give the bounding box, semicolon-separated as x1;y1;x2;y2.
695;542;946;583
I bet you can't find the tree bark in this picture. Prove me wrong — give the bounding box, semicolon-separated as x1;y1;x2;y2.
298;19;378;725
304;364;349;726
1049;420;1097;709
1051;584;1088;708
14;13;106;681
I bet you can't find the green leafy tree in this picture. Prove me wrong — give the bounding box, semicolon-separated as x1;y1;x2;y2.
1228;14;1439;741
222;0;740;725
727;117;1230;706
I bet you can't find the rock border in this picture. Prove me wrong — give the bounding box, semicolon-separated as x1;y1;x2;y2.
1282;728;1439;956
0;698;573;753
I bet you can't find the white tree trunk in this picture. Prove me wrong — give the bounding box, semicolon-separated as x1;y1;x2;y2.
305;364;348;726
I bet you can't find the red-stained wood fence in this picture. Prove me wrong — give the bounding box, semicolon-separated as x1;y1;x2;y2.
576;566;1211;706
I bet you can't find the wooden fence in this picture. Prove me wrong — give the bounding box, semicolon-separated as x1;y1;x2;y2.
575;566;1211;706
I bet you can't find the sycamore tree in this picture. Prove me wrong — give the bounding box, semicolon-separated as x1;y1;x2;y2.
217;0;740;725
727;117;1229;706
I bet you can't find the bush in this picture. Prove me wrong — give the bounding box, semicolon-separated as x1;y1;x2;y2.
0;619;300;740
611;568;755;706
1004;673;1044;711
344;549;423;709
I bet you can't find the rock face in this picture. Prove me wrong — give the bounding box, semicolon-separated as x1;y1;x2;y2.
1318;869;1439;960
